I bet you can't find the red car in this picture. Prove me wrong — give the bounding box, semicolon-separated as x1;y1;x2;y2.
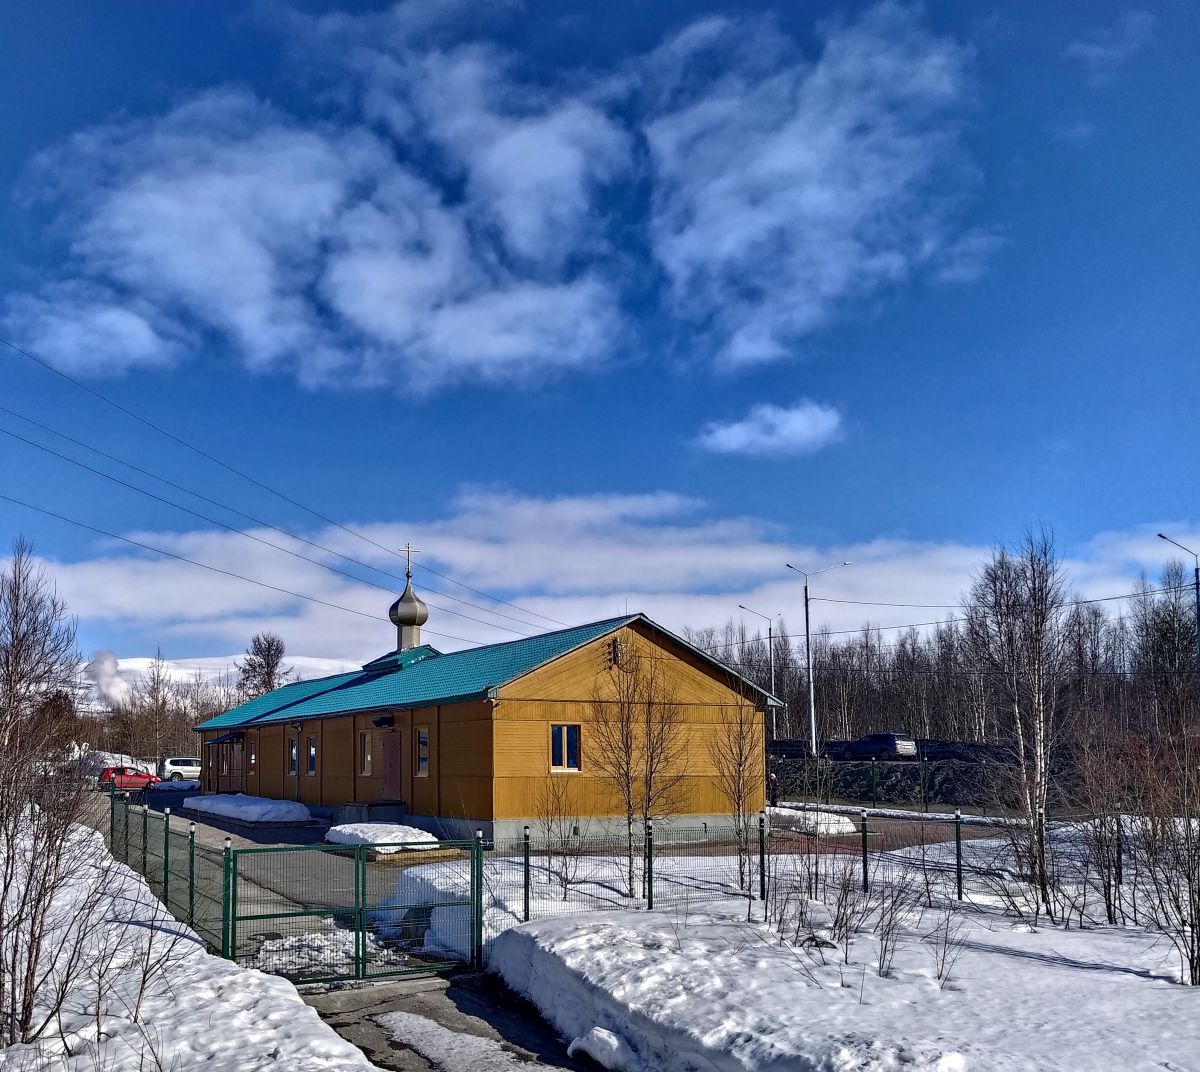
98;766;161;791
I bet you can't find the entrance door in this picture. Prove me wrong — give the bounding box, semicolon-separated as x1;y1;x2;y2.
382;729;402;801
230;742;245;793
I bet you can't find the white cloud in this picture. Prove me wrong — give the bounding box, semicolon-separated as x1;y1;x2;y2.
695;400;843;458
641;3;982;368
1065;11;1155;87
5;2;988;392
30;491;1197;668
8;80;623;392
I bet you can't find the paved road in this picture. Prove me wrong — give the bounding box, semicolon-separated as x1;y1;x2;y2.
304;973;586;1071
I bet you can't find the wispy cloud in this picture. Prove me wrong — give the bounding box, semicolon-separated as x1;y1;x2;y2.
5;2;986;392
642;3;982;368
28;492;1195;664
695;400;844;458
1065;11;1155;87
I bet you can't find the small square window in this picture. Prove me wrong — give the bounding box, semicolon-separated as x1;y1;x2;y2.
415;727;429;777
307;737;318;776
550;724;580;771
359;730;373;776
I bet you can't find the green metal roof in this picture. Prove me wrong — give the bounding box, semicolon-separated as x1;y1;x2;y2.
194;613;780;733
195;616;639;731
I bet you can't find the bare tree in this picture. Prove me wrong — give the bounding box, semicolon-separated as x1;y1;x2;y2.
709;697;763;890
589;642;689;897
236;632;292;699
965;531;1070;914
534;776;588;900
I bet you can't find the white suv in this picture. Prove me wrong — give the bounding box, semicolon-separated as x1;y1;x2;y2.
159;757;201;781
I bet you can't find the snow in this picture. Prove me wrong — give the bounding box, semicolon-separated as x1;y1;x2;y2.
68;746;149;774
379;848;755;961
326;823;438;852
375;1012;533;1070
185;793;310;823
492;902;1200;1072
251;920;412;978
0;823;378;1071
790;802;1023;827
768;805;857;836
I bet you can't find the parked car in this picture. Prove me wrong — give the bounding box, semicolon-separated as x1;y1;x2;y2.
837;733;918;761
98;766;161;791
158;757;201;781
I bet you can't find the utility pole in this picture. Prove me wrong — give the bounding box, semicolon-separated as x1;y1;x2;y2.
1157;533;1200;705
786;561;852;758
739;605;778;739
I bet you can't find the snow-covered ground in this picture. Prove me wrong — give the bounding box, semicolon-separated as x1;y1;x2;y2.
381;849;754;959
326;822;438;852
768;805;857;836
185;793;311;823
493;901;1200;1072
0;824;378;1071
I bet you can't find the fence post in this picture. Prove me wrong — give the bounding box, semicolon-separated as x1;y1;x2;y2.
162;808;171;905
522;825;531;923
121;794;130;861
954;809;964;901
107;783;116;847
645;821;654;911
221;837;232;959
141;806;148;875
354;845;365;981
187;823;196;927
860;810;869;893
229;846;240;963
758;812;767;904
473;830;485;970
871;757;878;807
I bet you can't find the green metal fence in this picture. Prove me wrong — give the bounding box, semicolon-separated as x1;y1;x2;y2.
106;791;482;985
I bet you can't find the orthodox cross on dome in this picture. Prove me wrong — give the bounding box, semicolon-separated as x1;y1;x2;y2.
400;542;421;580
389;543;428;651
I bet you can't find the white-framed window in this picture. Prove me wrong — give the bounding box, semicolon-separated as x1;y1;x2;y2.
550;724;581;771
415;727;429;777
359;730;373;776
307;736;318;776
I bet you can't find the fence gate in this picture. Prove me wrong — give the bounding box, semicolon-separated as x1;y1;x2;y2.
226;839;482;985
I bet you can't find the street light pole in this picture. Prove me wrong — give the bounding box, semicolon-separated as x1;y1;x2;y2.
785;561;852;757
1157;533;1200;706
738;604;778;739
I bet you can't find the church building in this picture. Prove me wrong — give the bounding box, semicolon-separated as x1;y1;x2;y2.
195;565;774;837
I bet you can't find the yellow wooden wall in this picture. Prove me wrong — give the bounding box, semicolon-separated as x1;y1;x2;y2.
198;702;495;816
493;621;766;820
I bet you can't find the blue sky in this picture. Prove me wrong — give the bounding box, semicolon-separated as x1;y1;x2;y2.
1;1;1197;673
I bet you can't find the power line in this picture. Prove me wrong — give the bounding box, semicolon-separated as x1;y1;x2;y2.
0;422;538;637
0;334;565;627
0;402;549;633
0;491;489;646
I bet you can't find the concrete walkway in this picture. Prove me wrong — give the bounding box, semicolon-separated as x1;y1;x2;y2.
304;972;587;1071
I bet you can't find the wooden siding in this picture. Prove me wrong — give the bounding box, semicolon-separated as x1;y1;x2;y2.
194;620;762;822
493;622;766;820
